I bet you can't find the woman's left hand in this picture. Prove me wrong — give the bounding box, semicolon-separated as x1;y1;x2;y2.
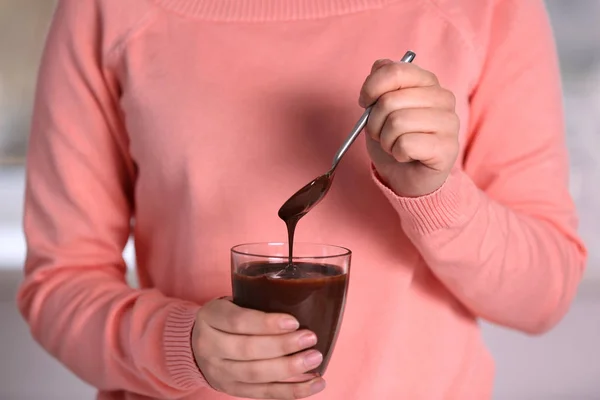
360;59;460;197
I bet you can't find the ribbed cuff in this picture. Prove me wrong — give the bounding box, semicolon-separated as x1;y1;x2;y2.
164;304;207;390
372;167;476;235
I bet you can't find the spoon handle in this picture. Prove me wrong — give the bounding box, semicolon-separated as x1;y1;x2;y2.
331;50;416;170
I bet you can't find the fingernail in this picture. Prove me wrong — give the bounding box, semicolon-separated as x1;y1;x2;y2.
310;379;326;394
298;333;317;348
303;350;323;369
280;317;299;331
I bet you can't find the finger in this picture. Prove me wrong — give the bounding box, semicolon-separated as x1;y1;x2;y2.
279;373;320;383
230;377;326;399
388;132;441;164
370;58;394;74
222;349;323;383
359;62;439;107
366;87;456;140
202;299;299;334
378;108;459;152
210;328;318;361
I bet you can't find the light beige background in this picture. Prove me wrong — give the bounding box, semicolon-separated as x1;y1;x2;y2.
0;0;56;163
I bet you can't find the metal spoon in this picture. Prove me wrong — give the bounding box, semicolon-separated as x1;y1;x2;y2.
278;50;417;223
275;51;416;270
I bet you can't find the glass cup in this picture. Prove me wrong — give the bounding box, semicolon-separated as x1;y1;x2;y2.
231;242;351;376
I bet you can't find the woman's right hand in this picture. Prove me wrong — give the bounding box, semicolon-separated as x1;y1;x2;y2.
192;298;326;399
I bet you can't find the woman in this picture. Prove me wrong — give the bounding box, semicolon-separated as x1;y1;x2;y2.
18;0;586;399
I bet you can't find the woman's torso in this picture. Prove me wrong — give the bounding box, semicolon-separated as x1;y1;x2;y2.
109;0;494;398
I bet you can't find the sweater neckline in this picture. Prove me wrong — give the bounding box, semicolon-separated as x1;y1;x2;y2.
152;0;400;22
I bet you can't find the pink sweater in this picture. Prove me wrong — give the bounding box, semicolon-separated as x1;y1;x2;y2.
18;0;587;399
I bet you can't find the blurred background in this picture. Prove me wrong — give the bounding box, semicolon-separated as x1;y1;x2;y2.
1;1;599;399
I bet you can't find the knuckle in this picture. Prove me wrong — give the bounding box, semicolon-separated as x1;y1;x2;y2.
393;149;409;163
396;133;409;148
365;123;377;140
241;363;262;383
444;89;456;108
392;136;411;161
362;86;377;104
282;336;299;355
428;71;440;84
380;133;396;154
275;387;300;400
390;62;407;81
420;68;439;84
390;135;402;152
228;313;246;332
377;92;397;111
453;112;460;127
291;382;312;399
264;385;286;400
435;87;455;110
392;142;406;160
237;338;256;360
448;112;460;133
288;355;305;375
389;110;406;131
226;335;243;358
365;116;382;140
234;362;263;383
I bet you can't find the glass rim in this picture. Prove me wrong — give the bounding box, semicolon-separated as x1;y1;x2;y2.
231;242;352;260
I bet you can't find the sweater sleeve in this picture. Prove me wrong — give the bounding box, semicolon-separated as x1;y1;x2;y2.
16;1;207;396
374;0;587;334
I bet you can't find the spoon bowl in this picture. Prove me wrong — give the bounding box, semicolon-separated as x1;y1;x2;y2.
278;171;334;222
